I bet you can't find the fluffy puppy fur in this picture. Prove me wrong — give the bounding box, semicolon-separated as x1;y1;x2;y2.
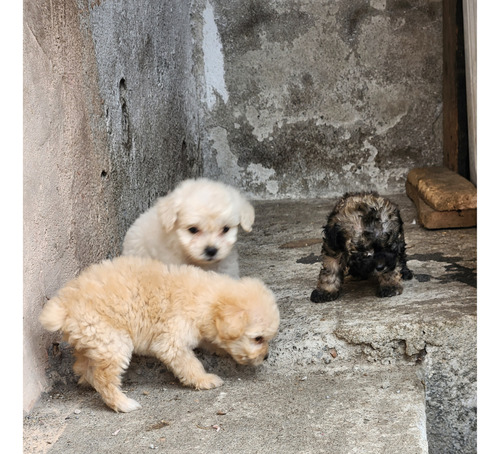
122;178;255;278
311;192;413;303
39;256;279;413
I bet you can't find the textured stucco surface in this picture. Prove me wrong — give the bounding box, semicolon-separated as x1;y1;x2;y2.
197;0;443;198
23;0;119;413
86;0;203;233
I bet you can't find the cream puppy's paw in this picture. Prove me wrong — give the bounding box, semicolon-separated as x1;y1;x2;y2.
194;373;224;390
115;396;142;413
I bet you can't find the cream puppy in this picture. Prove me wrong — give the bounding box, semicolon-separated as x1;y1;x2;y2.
122;178;255;278
39;256;280;413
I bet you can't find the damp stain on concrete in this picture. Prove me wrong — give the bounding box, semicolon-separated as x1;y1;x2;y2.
296;253;322;265
409;252;476;288
280;238;323;249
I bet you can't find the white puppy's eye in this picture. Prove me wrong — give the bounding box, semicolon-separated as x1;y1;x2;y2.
188;227;199;234
221;226;230;234
254;336;264;344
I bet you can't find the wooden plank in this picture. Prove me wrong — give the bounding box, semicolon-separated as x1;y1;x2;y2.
406;179;476;230
463;0;477;185
442;0;470;179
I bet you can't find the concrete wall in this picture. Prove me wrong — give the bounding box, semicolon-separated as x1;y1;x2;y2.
198;0;443;198
86;0;203;232
24;0;443;413
24;0;115;412
23;0;201;413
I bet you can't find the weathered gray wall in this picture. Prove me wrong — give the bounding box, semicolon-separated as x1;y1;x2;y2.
23;0;201;413
86;0;203;232
197;0;443;198
24;0;116;412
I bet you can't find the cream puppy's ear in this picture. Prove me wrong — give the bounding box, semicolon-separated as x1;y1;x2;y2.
238;197;255;232
156;192;179;233
215;303;248;341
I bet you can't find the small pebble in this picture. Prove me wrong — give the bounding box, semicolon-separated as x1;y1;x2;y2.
74;409;81;414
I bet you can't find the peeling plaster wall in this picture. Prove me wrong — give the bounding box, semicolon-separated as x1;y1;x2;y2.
196;0;443;199
86;0;202;233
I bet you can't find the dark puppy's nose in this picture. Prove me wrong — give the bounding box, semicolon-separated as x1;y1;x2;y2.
375;262;385;271
205;246;218;258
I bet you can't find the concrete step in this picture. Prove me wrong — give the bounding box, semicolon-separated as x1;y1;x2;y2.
240;196;476;453
24;364;427;454
24;195;476;453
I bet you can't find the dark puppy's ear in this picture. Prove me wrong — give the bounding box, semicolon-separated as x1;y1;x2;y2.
361;207;379;228
392;209;406;248
323;223;346;251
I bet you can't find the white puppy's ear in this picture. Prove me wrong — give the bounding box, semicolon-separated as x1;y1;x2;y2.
238;197;255;232
156;193;179;233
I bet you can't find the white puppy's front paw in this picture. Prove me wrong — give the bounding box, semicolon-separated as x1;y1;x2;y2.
194;373;224;390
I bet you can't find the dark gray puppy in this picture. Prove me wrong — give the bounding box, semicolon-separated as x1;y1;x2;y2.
311;192;413;303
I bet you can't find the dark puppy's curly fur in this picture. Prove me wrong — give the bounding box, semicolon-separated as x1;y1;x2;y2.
311;192;413;303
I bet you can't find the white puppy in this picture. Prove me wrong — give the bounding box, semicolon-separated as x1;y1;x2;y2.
122;178;254;278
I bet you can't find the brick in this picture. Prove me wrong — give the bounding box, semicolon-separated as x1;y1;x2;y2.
406;180;476;229
406;166;476;211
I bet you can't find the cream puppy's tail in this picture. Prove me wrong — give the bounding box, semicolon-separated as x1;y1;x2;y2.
39;298;67;332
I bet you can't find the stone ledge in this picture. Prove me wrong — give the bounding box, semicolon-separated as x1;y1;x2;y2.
24;367;428;454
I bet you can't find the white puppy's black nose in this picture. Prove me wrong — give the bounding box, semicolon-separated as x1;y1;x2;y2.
204;246;218;258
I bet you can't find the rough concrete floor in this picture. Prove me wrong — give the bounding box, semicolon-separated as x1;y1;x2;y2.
24;195;477;454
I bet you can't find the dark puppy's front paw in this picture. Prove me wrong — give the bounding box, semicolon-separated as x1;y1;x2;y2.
310;289;340;303
377;285;403;298
401;267;414;281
